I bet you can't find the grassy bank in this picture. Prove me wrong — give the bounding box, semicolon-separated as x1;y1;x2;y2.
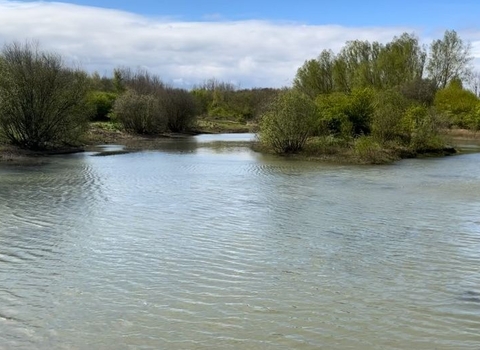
2;124;476;165
253;134;458;165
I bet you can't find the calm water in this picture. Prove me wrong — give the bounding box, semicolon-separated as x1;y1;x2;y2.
1;134;480;349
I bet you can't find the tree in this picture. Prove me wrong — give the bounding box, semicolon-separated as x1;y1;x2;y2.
434;79;479;128
293;50;335;98
334;40;382;91
164;88;198;132
259;89;318;153
113;90;167;134
427;30;472;89
377;33;426;88
0;42;89;149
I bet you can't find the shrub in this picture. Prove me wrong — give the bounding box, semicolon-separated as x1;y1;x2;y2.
0;42;90;149
87;91;117;121
354;136;392;164
315;88;374;138
399;78;437;106
371;89;409;143
315;93;349;136
402;106;445;152
259;89;318;153
113;90;167;134
164;88;198;132
434;80;479;128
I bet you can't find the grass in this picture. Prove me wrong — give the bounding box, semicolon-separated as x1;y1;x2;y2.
254;134;456;165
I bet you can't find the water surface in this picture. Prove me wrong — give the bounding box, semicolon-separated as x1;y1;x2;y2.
1;134;479;349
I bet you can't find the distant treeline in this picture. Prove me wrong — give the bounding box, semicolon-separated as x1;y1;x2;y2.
0;30;478;162
0;42;279;149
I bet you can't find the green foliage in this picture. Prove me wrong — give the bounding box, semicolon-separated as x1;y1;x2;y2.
259;89;318;153
371;89;410;143
315;88;374;137
190;89;210;115
295;30;471;98
293;50;335;98
401;105;444;152
88;72;115;92
113;90;167;134
354;136;392;164
0;42;90;149
87;91;117;121
192;81;279;122
434;80;479;128
376;33;426;87
465;103;480;131
315;93;350;136
427;30;473;89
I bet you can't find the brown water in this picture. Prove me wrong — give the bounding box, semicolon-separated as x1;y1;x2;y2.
1;134;480;349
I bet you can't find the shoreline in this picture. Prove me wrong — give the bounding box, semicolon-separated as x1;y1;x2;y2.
1;127;479;165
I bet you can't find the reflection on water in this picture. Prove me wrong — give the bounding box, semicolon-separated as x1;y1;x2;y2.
1;135;480;349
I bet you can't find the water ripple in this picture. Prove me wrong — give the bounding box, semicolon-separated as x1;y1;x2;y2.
1;144;480;349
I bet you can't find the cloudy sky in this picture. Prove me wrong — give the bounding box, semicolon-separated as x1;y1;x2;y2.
0;0;479;88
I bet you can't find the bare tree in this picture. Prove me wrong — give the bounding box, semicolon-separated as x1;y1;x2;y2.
0;42;89;149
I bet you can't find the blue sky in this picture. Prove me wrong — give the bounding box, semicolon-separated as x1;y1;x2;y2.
2;0;480;87
27;0;480;28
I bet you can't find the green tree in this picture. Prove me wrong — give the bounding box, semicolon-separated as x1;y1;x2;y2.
434;79;479;128
0;42;89;149
293;50;335;98
377;33;426;88
87;91;117;121
334;40;382;91
259;89;318;153
371;89;410;143
315;88;374;137
427;30;472;89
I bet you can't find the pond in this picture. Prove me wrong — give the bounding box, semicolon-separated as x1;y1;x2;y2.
1;134;479;349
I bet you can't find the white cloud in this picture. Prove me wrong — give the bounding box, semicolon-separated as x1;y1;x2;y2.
0;1;479;88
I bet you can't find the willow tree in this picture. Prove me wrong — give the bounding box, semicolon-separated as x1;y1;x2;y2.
293;50;335;98
427;30;472;89
0;42;89;149
377;33;427;88
333;40;383;91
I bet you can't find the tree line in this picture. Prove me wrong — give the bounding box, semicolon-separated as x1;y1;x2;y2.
259;30;480;162
0;42;278;150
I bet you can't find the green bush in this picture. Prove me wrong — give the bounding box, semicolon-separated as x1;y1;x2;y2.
400;105;443;151
434;80;479;128
315;93;349;136
113;90;167;134
354;136;391;164
259;89;318;153
87;91;117;121
371;89;409;143
315;88;374;138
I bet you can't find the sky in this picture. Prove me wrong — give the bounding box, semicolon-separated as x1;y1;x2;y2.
0;0;479;88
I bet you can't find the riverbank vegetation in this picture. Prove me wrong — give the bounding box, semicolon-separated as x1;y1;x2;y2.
258;30;479;163
0;30;479;164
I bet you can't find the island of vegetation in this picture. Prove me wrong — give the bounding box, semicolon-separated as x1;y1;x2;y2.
0;30;479;164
